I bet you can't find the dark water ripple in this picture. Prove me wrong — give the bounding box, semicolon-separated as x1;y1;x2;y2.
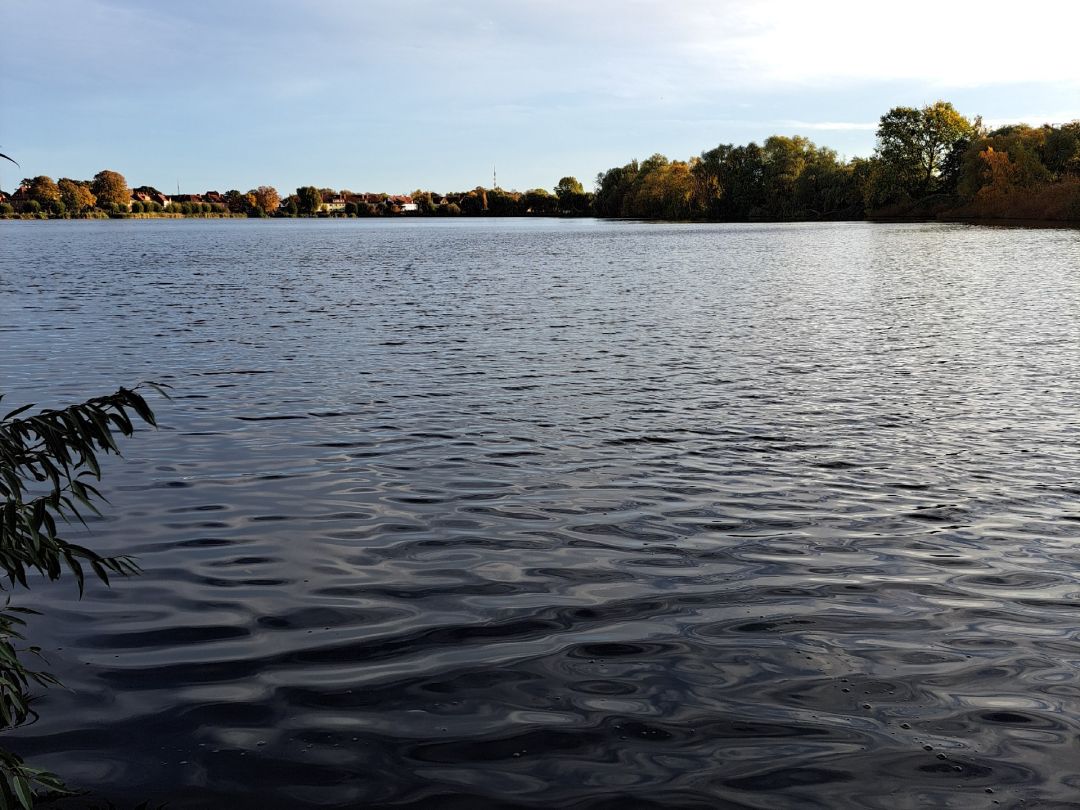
2;219;1080;808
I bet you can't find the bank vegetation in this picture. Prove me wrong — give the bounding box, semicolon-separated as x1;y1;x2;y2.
2;102;1077;224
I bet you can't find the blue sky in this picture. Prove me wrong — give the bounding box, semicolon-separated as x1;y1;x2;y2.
2;0;1078;196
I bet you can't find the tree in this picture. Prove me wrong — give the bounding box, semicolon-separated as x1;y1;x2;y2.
872;101;973;204
594;161;639;217
458;188;487;215
250;186;280;214
523;188;557;215
58;179;96;213
554;176;584;197
624;158;696;219
223;190;249;214
957;125;1053;200
91;170;131;209
553;176;590;215
296;186;322;215
0;384;164;806
487;188;523;216
22;176;59;207
1042;123;1080;177
411;190;437;215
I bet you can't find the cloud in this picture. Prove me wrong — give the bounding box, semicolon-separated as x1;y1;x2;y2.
674;0;1080;89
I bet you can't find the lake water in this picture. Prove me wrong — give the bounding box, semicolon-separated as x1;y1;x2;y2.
3;218;1080;808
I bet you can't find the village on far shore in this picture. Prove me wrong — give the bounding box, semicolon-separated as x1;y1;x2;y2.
4;105;1079;223
0;171;593;219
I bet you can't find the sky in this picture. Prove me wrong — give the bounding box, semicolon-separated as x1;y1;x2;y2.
2;0;1079;195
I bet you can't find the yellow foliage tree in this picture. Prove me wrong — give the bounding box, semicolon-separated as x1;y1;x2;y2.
91;170;131;208
250;186;280;213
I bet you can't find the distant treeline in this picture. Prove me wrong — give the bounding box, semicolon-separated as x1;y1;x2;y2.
3;102;1078;223
593;102;1080;222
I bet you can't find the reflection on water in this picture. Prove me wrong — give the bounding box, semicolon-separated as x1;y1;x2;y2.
2;218;1080;808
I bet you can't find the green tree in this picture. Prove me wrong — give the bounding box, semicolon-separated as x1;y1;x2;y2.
487;188;523;216
594;161;639;217
1042;123;1080;176
553;176;590;215
554;176;583;196
523;188;557;215
296;186;322;215
91;170;131;209
458;188;487;215
872;101;973;204
223;190;249;214
0;385;164;806
411;190;437;215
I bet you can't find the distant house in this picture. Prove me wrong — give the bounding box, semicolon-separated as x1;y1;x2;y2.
388;194;418;212
203;191;225;204
321;196;347;212
133;186;170;207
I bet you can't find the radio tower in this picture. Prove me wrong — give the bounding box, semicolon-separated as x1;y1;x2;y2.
493;164;497;190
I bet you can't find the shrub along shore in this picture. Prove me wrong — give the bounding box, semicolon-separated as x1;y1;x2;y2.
3;101;1078;224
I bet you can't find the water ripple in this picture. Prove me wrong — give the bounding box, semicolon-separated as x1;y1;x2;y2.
2;219;1080;807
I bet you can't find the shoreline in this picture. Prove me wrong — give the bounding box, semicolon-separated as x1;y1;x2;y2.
3;213;1077;229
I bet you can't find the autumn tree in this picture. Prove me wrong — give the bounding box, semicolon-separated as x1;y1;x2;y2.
956;125;1052;200
250;186;280;214
91;170;131;209
58;178;96;213
23;176;60;206
624;157;696;219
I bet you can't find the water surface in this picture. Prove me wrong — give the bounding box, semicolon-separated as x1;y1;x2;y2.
2;218;1080;808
